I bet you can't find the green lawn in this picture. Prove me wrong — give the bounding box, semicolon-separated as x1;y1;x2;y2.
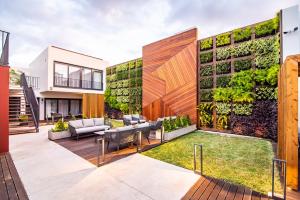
142;131;281;194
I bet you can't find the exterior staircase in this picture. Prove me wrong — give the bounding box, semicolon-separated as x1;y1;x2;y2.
9;87;37;134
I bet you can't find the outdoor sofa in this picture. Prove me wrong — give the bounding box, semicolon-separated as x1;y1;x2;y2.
123;114;146;126
68;118;110;140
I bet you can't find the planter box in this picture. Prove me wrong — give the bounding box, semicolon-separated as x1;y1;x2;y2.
48;130;71;140
163;125;197;141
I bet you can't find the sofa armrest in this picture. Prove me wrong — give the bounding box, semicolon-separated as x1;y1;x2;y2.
68;124;77;137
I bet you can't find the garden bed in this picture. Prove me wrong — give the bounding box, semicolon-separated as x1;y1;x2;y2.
48;130;71;140
142;131;281;194
163;125;196;141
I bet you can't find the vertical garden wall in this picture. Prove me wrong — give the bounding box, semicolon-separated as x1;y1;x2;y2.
198;16;280;140
105;58;143;117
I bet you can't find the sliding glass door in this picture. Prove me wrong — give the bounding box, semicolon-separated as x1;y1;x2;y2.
45;98;82;119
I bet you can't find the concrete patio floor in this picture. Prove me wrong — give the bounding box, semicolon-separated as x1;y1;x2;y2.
9;125;199;200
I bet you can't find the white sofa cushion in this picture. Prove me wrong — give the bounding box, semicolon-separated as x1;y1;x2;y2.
94;118;104;126
82;119;94;127
116;126;133;131
76;125;110;134
69;120;84;129
123;115;132;120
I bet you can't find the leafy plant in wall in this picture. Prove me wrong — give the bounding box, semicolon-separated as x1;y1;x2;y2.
216;102;231;115
197;103;213;127
233;27;251;43
231;89;255;103
216;33;231;47
217;115;229;130
217;76;231;88
200;65;213;76
110;74;117;82
213;88;232;102
255;17;279;37
128;61;135;69
200;52;213;63
233;103;253;115
229;70;255;91
200;77;213;89
216;62;231;75
200;38;213;50
234;59;252;72
254;64;279;86
231;40;253;58
255;87;277;100
216;47;232;61
200;90;213;101
119;103;129;114
136;59;143;68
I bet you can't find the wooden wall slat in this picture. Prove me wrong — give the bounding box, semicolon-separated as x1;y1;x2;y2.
82;94;104;118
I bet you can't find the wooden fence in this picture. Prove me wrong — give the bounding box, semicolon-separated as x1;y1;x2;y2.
278;55;300;190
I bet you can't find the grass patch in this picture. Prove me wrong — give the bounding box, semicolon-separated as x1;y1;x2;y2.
142;131;281;194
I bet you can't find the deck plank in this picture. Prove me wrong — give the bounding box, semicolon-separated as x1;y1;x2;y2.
182;176;206;200
225;185;238;200
243;188;252;200
0;156;18;200
199;178;219;200
233;186;245;200
190;177;212;200
0;154;9;200
217;182;231;200
208;179;225;200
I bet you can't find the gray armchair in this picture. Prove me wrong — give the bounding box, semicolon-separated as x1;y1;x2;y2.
104;126;137;151
123;114;146;126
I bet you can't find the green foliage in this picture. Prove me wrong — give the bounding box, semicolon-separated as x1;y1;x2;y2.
130;78;136;86
116;63;128;72
255;87;277;100
231;40;253;58
217;115;229;130
200;52;213;63
213;88;232;102
106;68;111;75
255;17;279;37
136;68;142;77
253;35;280;68
110;74;117;82
233;104;253;115
200;38;213;50
233;27;251;43
254;64;279;86
230;70;254;91
216;62;231;75
216;102;231;115
163;119;171;132
18;114;28;122
104;89;119;109
128;61;135;69
216;33;231;47
234;59;252;72
216;47;231;60
136;59;143;68
200;90;213;101
200;77;213;89
231;89;255;103
217;76;231;88
200;65;213;76
119;103;129;114
175;116;183;127
52;119;68;132
197;103;214;127
136;77;142;86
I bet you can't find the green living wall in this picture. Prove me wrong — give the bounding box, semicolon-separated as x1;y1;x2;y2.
198;16;280;140
105;58;143;116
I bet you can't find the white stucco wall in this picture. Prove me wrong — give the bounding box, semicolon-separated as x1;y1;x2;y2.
282;5;300;60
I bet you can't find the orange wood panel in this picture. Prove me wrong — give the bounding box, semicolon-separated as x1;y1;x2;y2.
82;93;104;118
142;28;198;123
278;54;300;190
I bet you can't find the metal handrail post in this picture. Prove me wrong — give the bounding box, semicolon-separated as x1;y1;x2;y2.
97;138;105;167
193;144;203;175
272;158;286;200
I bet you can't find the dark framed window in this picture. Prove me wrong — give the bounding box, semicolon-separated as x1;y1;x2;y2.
44;98;82;119
53;61;103;90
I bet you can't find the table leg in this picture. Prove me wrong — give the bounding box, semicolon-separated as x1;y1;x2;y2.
97;138;105;167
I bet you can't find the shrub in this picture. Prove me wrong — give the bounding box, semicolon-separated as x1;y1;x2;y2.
234;59;252;72
216;33;231;47
231;89;255;103
216;102;231;115
197;103;213;127
200;65;213;76
200;77;213;89
119;103;129;114
230;70;254;91
217;76;231;88
255;87;277;100
175;116;183;127
213;87;232;102
255;17;279;38
19;114;28;122
52;119;68;132
231;40;253;58
200;90;213;101
233;27;251;43
200;38;213;50
136;59;143;68
216;47;231;60
200;52;213;63
233;104;253;115
163;119;171;132
216;62;231;75
254;64;279;86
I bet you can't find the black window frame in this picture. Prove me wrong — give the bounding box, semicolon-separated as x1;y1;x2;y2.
44;98;82;119
53;61;103;91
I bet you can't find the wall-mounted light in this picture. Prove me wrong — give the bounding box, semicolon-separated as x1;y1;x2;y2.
283;27;298;34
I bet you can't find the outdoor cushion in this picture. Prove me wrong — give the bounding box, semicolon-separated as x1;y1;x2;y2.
69;120;84;129
139;119;146;123
123;115;132;120
130;120;138;125
157;117;164;122
136;122;150;128
93;118;104;126
82;119;94;127
76;125;110;134
116;126;133;131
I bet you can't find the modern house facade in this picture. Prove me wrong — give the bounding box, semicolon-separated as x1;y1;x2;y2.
27;46;108;120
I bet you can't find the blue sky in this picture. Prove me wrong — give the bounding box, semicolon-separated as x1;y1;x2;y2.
0;0;299;67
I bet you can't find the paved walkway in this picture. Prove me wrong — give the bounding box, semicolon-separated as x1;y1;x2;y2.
9;126;199;200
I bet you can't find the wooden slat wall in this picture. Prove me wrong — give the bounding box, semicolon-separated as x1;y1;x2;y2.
82;94;104;118
278;55;300;190
142;28;198;123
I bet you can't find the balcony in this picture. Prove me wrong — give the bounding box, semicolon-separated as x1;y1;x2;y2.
0;30;9;66
54;76;103;90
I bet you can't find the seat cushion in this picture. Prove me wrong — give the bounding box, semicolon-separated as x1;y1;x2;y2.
116;126;133;131
94;118;104;126
139;119;146;123
123;115;132;120
76;125;110;134
136;122;150;128
82;119;95;127
130;120;138;125
69;120;84;129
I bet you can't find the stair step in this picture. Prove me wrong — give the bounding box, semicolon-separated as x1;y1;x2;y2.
9;127;37;135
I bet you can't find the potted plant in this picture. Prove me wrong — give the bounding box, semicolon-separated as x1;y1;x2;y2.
48;118;71;140
19;114;29;126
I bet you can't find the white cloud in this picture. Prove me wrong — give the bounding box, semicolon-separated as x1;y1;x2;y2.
0;0;299;67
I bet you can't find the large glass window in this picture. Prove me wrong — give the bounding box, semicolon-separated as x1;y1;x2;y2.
58;100;69;117
82;68;92;89
45;99;58;118
69;66;81;87
93;71;103;90
70;100;81;115
54;63;68;86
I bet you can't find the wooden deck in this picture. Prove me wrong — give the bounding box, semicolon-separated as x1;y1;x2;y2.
0;153;28;200
55;135;161;166
182;176;274;200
